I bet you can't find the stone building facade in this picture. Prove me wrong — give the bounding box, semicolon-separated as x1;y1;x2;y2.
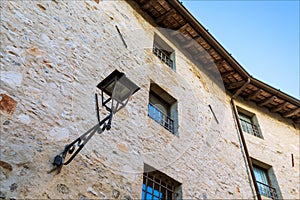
0;0;299;199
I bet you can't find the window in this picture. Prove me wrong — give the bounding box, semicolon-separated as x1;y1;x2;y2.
251;159;280;200
148;83;178;134
237;109;262;138
142;165;181;200
253;165;278;199
153;34;175;70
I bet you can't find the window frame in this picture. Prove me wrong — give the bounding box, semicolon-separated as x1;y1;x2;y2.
148;83;178;135
153;34;176;71
251;159;280;200
142;165;181;200
237;107;263;139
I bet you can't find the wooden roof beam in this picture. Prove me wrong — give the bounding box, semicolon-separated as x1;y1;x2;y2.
271;102;289;113
247;89;263;101
283;108;300;118
226;80;245;90
215;60;226;67
232;78;250;99
155;8;176;24
221;71;235;78
182;36;200;48
294;118;300;124
258;96;277;107
170;23;190;36
141;0;156;10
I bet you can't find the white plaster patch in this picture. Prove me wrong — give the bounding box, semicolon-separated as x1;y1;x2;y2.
49;127;70;141
17;114;31;125
0;71;23;88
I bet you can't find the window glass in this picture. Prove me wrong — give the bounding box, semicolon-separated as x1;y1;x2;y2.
153;34;175;70
254;166;269;185
239;113;252;123
238;110;262;138
142;167;181;200
148;85;177;134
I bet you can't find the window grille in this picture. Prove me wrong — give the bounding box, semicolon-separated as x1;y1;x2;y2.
153;46;174;69
238;112;262;138
257;181;278;199
148;103;174;134
254;165;278;200
142;171;179;200
239;118;262;138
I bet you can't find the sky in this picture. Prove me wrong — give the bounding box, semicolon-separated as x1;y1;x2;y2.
181;0;300;99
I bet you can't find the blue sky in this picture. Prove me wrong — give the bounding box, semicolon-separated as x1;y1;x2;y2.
181;0;299;99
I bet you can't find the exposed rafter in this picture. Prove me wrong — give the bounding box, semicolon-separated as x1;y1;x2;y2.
271;102;289;113
170;23;190;36
221;71;235;78
247;89;263;101
155;8;176;24
233;78;250;98
141;0;156;10
283;108;300;118
215;60;226;67
182;36;200;48
226;81;246;90
258;96;277;107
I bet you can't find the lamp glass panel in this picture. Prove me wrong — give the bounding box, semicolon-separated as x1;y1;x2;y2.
112;80;132;102
103;81;115;96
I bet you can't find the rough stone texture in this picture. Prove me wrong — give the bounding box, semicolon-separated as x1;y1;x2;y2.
0;0;298;199
235;99;300;199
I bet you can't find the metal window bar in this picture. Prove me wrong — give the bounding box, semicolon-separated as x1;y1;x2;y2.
256;181;278;200
142;172;177;200
153;46;174;69
239;118;262;138
148;103;174;134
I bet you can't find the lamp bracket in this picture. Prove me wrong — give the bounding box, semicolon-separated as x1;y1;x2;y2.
51;112;112;174
50;69;140;174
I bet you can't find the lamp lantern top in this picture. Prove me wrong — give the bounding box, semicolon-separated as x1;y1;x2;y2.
97;69;140;113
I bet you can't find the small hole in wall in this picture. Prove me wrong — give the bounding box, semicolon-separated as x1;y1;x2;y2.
8;51;18;57
37;4;46;11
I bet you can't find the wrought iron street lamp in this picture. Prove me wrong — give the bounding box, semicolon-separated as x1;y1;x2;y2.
52;70;140;173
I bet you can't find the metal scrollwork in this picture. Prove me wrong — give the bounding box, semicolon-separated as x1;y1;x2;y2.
50;113;112;173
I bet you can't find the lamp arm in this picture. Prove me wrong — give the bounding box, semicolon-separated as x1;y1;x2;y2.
63;124;101;165
52;113;112;173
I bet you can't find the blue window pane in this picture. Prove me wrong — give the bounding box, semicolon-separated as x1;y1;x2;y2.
146;193;153;200
147;186;153;193
142;190;145;200
149;105;155;115
142;184;146;190
154;189;159;196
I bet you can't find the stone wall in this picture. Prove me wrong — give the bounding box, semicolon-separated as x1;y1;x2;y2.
0;0;298;199
235;98;300;199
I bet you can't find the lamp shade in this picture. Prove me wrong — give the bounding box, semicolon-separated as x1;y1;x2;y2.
97;69;140;113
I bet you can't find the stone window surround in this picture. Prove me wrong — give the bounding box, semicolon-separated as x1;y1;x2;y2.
251;158;281;199
148;82;178;135
142;164;182;200
237;106;263;139
153;33;176;71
